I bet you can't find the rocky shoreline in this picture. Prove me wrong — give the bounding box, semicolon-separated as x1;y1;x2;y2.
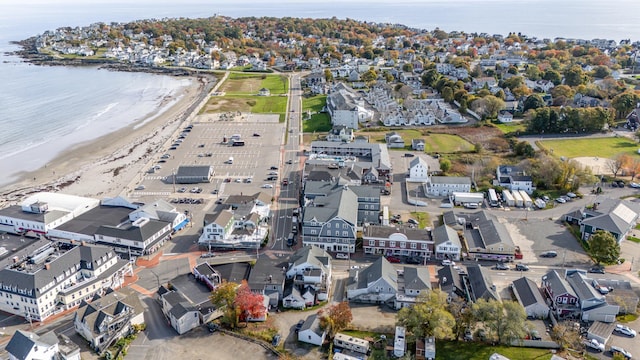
8;37;207;77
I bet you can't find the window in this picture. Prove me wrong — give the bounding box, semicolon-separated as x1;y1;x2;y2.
342;231;348;236
411;243;417;249
400;242;406;248
335;231;339;236
327;223;331;228
369;240;375;246
390;241;396;247
421;243;427;249
380;241;385;247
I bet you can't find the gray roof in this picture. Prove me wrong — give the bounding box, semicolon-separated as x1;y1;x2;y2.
289;246;331;271
76;288;143;335
300;313;324;336
132;200;178;222
352;257;397;291
213;262;251;284
6;330;58;360
310;141;392;171
430;176;471;185
203;210;234;228
565;271;603;301
163;291;197;319
0;244;117;298
442;211;458;227
409;156;428;169
54;205;132;236
94;218;171;243
304;187;358;225
327;83;360;112
433;224;460;247
512;277;546;308
403;266;431;291
462;211;514;249
364;225;430;241
543;270;576;298
467;264;499;302
176;165;212;177
248;255;288;292
581;199;638;235
0;205;69;226
437;265;462;295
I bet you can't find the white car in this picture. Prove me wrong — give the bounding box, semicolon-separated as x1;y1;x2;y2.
615;324;637;337
611;345;633;359
442;259;456;266
134;185;145;190
261;184;273;189
630;182;640;188
583;338;605;352
566;192;577;198
555;197;566;204
335;253;349;260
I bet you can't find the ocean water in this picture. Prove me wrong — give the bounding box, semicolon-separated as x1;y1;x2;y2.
0;0;638;186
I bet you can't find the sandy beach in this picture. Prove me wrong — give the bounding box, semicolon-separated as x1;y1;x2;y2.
0;73;217;206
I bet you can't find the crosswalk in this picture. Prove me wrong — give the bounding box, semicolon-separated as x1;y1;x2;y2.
132;191;172;196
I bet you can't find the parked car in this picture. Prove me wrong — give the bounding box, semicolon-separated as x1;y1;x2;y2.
253;133;261;137
178;187;187;193
614;324;637;337
335;253;349;260
404;153;415;157
134;185;145;190
540;251;558;258
495;262;510;270
206;322;219;333
583;338;605;352
407;218;419;225
610;346;633;359
270;166;278;170
211;189;218;194
630;182;640;188
286;159;293;164
556;197;566;204
405;256;422;265
515;263;529;271
200;252;216;258
542;195;550;202
386;256;401;263
463;329;473;341
261;184;273;189
566;192;577;198
272;334;281;346
588;266;605;274
592;279;611;295
529;330;541;340
295;320;305;333
442;259;456;266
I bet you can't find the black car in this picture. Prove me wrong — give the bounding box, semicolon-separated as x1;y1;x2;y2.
270;166;278;170
404;153;415;157
589;266;606;274
253;133;261;137
540;251;558;258
271;334;281;346
206;322;218;333
295;320;305;333
405;256;422;264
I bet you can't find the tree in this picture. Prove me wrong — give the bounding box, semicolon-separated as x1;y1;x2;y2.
589;230;620;265
551;322;581;350
612;92;640;119
235;281;266;323
543;69;562;85
564;65;588;87
523;94;545;112
472;299;527;345
324;69;333;82
441;86;454;103
318;302;352;338
397;290;455;341
439;158;451;173
606;154;627;178
447;296;475;340
210;281;240;328
514;141;535;158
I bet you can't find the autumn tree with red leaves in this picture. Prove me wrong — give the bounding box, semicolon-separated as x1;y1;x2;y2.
318;301;352;338
235;281;267;323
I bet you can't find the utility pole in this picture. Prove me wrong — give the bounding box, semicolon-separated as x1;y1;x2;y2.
562;250;566;268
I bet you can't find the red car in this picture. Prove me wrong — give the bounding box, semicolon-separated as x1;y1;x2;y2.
385;256;401;263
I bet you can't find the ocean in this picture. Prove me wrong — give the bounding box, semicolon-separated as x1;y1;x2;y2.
1;0;638;186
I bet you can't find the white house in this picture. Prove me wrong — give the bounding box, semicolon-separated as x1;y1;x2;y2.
160;290;201;334
6;330;81;360
425;176;472;196
511;277;550;319
298;314;326;346
433;224;461;261
409;157;430;181
395;267;431;309
497;111;513;123
346;257;397;304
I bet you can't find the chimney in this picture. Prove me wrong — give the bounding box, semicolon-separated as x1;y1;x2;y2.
80;241;86;247
45;263;51;270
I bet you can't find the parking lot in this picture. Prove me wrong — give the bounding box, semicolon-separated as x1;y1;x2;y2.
128;114;285;208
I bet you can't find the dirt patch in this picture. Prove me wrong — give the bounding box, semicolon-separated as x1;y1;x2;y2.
572;156;612;175
434;125;510;152
220;77;262;94
203;97;252;113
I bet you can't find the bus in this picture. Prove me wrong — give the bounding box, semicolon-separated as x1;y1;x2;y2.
488;188;499;207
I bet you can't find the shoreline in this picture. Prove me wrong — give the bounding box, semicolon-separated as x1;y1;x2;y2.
0;73;216;207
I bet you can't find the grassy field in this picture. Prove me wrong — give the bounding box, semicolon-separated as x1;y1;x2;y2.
436;341;553;360
201;95;287;118
302;95;331;132
365;130;474;153
223;73;288;95
493;121;527;135
538;137;639;158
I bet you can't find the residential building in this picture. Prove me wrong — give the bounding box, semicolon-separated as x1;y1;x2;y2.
408;157;430;181
0;242;131;322
198;192;271;249
432;224;461;261
297;314;326;346
93;217;172;257
411;139;425;151
346;257;397;304
160;289;201;334
326;125;355;143
74;289;144;354
495;165;533;194
424;176;472;196
310;141;392;176
460;211;516;261
395;266;431;309
541;270;579;318
437;265;465;301
497;111;513;123
565;198;639;242
511;277;550;319
247;255;287;307
6;330;80;360
362;225;433;259
326;83;373;129
565;271;619;322
465;264;499;302
386;132;405;148
286;246;332;302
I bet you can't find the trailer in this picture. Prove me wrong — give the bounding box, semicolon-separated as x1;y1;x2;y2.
488;188;499;207
502;189;515;207
452;192;484;207
519;190;533;208
511;190;524;207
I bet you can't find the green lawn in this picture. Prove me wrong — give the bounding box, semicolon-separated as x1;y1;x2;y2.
202;95;287;119
260;75;288;94
538;137;639;159
493;121;527;135
436;341;553;360
302;95;331;132
224;73;288;95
